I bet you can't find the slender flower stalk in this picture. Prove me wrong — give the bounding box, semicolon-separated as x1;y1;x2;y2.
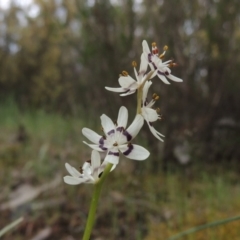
82;163;113;240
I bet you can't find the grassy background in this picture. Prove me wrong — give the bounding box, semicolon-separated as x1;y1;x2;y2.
0;100;240;240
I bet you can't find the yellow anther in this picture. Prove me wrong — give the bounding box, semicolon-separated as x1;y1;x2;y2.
132;61;137;67
152;42;157;47
163;45;168;51
122;70;128;76
113;142;118;146
169;62;177;67
156;108;161;113
152;93;159;101
152;93;157;98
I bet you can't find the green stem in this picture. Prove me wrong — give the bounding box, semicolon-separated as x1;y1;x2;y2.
136;85;143;114
82;163;113;240
168;215;240;240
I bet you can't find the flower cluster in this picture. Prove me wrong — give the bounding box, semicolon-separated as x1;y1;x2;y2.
64;40;182;185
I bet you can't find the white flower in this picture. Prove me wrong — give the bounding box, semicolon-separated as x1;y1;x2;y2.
142;40;183;84
105;54;152;96
82;106;150;164
63;150;114;185
141;81;165;141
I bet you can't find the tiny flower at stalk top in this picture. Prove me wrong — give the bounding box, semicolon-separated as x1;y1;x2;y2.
63;150;115;185
142;40;183;84
82;106;150;164
105;54;152;96
141;81;165;141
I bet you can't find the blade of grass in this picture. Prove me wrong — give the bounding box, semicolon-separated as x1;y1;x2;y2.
0;217;24;238
168;215;240;240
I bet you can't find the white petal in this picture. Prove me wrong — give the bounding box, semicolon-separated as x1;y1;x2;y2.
142;40;151;54
82;128;101;144
83;141;105;151
100;114;115;134
167;74;183;82
157;73;171;84
118;76;137;88
119;144;150;160
120;90;136;96
63;176;86;185
91;150;101;168
125;114;144;140
104;151;120;164
117;106;128;128
142;107;159;122
105;86;125;92
142;81;152;101
146;121;164;141
139;53;148;77
65;163;81;178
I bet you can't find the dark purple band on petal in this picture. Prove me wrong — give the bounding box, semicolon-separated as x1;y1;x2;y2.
148;53;152;63
116;126;124;132
148;54;157;69
152;62;157;70
108;151;119;156
107;129;115;135
157;70;165;76
123;130;132;142
99;137;108;151
123;144;133;156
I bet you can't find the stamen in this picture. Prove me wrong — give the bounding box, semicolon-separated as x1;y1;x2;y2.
152;42;157;47
152;93;159;101
132;61;137;67
159;54;165;59
168;62;177;68
122;70;128;76
163;45;168;51
113;142;118;146
156;107;161;113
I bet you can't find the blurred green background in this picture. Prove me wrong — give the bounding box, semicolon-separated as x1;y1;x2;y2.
0;0;240;239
